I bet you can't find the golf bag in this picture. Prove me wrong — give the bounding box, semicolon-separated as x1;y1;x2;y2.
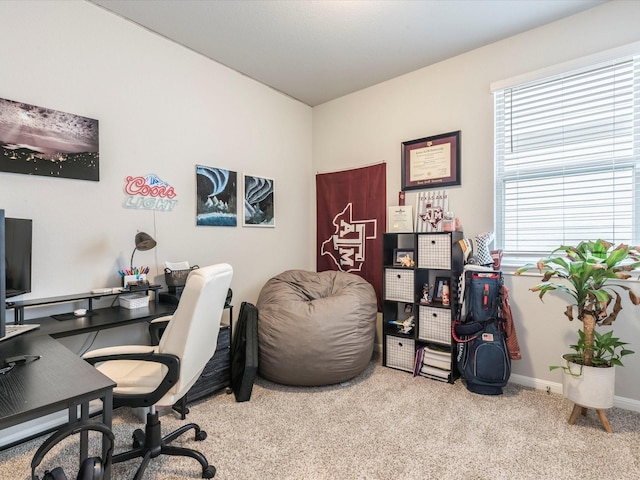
453;270;510;395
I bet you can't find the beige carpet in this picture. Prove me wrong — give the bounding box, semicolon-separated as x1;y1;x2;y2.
2;356;640;479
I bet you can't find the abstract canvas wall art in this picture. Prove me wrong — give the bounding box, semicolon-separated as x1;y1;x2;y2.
196;165;237;226
243;174;274;227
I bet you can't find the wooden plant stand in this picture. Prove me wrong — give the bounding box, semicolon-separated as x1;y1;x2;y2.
568;403;612;433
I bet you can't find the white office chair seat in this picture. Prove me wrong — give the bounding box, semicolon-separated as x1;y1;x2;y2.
85;345;171;398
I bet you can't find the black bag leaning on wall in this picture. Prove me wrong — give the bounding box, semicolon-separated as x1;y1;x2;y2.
453;271;511;395
231;301;259;402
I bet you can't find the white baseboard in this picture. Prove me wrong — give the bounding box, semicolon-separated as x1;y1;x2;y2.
509;373;640;412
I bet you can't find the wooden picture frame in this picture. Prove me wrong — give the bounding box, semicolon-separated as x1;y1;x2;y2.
401;130;460;191
434;276;450;305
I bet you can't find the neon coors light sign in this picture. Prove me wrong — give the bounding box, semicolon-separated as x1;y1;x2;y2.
123;174;177;211
320;203;377;273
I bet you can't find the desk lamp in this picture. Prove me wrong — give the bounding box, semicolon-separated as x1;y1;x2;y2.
130;231;156;271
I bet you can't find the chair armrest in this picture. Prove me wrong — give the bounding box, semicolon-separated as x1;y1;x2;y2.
83;348;180;407
83;345;156;359
149;315;172;346
150;315;172;324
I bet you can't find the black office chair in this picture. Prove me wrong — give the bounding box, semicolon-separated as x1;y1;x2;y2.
83;263;233;479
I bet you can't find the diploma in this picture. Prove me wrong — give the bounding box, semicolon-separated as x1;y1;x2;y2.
409;143;451;182
388;206;414;232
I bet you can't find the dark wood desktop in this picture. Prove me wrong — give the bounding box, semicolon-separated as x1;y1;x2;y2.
0;289;178;479
0;335;115;475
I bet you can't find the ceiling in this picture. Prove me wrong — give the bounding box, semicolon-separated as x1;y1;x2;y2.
88;0;607;107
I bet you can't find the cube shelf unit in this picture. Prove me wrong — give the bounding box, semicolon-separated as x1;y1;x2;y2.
382;231;463;383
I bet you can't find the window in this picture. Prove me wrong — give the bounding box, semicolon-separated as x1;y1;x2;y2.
494;55;640;260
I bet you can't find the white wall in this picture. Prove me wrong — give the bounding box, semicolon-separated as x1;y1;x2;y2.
312;0;640;404
4;0;640;406
0;0;314;319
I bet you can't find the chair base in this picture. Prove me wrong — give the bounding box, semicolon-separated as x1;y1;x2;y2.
113;411;215;479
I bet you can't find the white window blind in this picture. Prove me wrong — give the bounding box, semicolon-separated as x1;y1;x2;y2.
494;56;640;260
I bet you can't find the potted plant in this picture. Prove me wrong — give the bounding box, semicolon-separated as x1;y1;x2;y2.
516;240;640;413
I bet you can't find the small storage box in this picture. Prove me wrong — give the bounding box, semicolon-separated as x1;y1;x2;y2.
119;293;150;309
384;268;414;303
418;234;451;269
165;266;198;287
418;305;451;345
385;335;415;372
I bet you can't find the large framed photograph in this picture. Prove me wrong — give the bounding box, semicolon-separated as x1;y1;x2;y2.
401;130;460;191
0;97;99;181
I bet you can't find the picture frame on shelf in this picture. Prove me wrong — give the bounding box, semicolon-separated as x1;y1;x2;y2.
393;248;414;266
434;276;450;305
401;130;461;191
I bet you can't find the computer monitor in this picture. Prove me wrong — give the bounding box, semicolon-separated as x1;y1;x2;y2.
1;209;6;338
4;216;32;298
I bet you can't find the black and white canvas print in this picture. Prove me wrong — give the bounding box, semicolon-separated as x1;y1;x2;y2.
196;165;237;226
0;97;99;181
243;174;274;227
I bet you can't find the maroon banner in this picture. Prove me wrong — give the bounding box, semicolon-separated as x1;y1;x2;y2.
316;163;386;310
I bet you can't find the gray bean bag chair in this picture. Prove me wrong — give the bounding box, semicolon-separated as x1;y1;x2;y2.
256;270;377;386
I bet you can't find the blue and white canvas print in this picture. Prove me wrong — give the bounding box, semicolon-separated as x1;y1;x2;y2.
196;165;237;226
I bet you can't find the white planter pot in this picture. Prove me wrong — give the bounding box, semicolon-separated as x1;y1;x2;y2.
561;357;615;409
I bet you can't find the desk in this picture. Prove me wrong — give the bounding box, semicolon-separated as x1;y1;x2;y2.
0;299;177;479
0;335;115;477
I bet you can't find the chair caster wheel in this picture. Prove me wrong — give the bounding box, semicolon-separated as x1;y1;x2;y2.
195;430;207;441
132;429;145;448
202;464;216;478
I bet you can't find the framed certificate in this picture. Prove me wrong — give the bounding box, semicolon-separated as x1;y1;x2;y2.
388;206;413;232
401;131;461;191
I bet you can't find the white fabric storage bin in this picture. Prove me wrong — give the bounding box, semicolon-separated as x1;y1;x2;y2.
385;336;415;372
417;234;451;269
384;268;414;303
418;306;451;345
119;293;150;309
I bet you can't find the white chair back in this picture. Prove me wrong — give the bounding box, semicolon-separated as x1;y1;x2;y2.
158;263;233;405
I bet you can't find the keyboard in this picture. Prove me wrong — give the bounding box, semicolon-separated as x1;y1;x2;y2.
0;324;40;342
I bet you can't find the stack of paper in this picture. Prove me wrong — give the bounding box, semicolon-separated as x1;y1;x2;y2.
164;261;190;271
414;344;451;381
